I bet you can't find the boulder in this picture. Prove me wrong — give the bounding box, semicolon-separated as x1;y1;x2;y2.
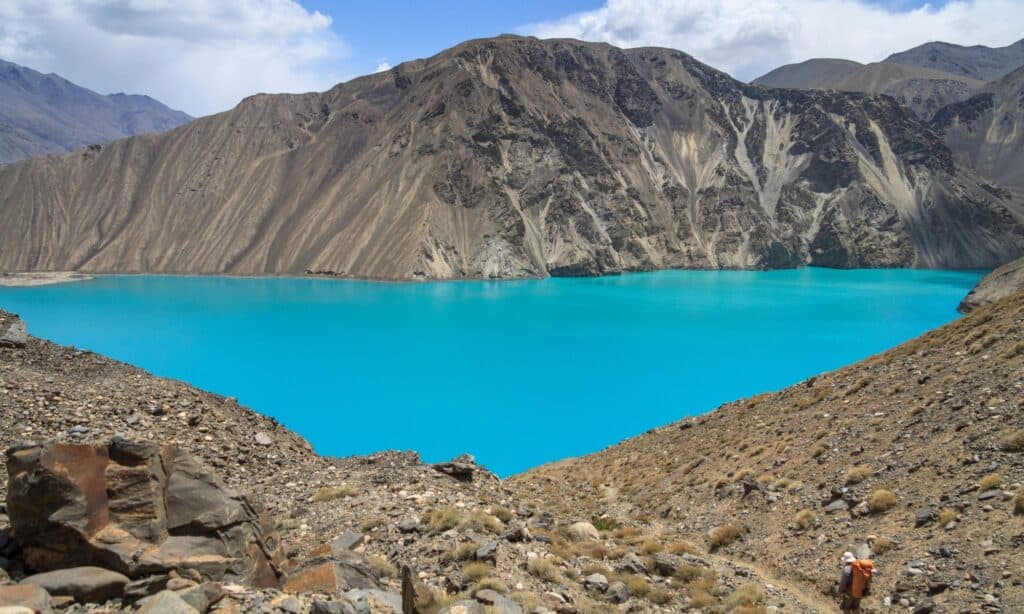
0;585;53;614
282;551;379;594
565;522;599;542
606;580;629;603
137;590;200;614
311;600;357;614
5;439;283;587
344;589;402;613
583;573;608;592
436;600;485;614
0;315;27;348
20;566;128;603
432;454;491;482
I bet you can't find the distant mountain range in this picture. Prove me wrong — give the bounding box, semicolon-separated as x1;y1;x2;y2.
0;35;1021;280
0;59;191;165
754;38;1024;121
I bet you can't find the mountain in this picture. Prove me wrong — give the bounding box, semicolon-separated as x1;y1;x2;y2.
0;59;191;165
751;58;863;89
754;60;983;120
930;66;1024;195
884;38;1024;81
0;35;1022;279
511;289;1024;612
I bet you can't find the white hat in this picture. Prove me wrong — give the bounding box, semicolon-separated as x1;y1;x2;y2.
842;551;856;564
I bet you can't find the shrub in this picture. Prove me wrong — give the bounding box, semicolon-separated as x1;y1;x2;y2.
613;526;641;540
368;555;396;578
868;489;897;513
979;473;1003;490
462;562;491;582
359;515;385;531
811;443;828;459
648;588;673;605
470;577;507;594
425;507;460;532
592;516;620;531
490;506;515;523
445;542;478;562
667;541;698;555
1002;429;1024;452
793;509;816;530
527;558;562;583
1014;491;1024;516
725;583;764;609
938;508;957;525
871;536;893;554
624;575;650;597
845;466;872;485
460;509;503;533
708;522;744;551
310;485;358;502
639;538;664;554
674;563;707;583
687;589;715;608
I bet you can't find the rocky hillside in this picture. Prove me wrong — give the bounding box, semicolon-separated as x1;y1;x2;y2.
884;39;1024;81
1;36;1022;280
0;59;191;165
0;309;831;612
751;58;863;90
511;292;1024;612
931;65;1024;196
959;255;1024;312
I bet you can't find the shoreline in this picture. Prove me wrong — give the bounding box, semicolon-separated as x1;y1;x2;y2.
0;271;93;287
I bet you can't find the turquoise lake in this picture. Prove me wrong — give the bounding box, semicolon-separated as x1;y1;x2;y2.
0;268;983;476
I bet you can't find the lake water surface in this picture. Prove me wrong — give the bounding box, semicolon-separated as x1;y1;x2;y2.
0;268;982;475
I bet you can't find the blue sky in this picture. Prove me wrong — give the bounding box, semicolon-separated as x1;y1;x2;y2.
1;0;1020;116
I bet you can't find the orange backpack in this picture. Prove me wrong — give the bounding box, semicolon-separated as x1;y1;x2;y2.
850;559;874;598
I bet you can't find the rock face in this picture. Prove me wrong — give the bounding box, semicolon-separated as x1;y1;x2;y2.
0;313;27;348
0;35;1021;279
20;566;129;603
931;65;1024;194
5;439;282;586
959;255;1024;312
0;59;191;165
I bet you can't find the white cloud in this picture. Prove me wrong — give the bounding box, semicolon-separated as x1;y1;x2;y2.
375;61;392;72
523;0;1024;81
0;0;351;116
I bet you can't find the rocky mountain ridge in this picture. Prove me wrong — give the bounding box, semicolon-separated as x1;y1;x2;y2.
884;39;1024;81
1;36;1021;280
0;59;191;165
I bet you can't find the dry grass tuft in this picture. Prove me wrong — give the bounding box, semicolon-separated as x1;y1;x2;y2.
845;466;872;485
1002;429;1024;452
725;583;764;609
368;555;397;577
793;509;816;530
647;587;673;605
460;509;503;533
1013;491;1024;516
445;542;478;562
871;536;893;554
708;522;744;551
639;538;664;554
425;507;461;532
527;558;562;583
868;488;897;513
978;473;1003;490
462;562;492;582
310;485;358;502
490;506;515;523
623;575;650;597
938;508;957;525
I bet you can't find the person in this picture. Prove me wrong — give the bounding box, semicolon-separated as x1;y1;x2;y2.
838;551;861;613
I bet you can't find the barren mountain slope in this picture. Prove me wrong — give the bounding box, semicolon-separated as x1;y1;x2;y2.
959;255;1024;312
931;65;1024;197
511;293;1024;612
756;60;982;120
752;58;863;89
1;36;1022;280
884;39;1024;81
0;59;191;165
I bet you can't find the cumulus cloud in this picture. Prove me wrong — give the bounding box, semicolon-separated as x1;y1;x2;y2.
524;0;1024;81
0;0;350;116
375;61;392;72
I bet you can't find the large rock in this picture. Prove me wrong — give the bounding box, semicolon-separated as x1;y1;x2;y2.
959;255;1024;312
137;590;200;614
20;566;128;603
4;439;283;587
0;584;54;614
282;551;379;594
565;522;599;542
0;314;27;348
